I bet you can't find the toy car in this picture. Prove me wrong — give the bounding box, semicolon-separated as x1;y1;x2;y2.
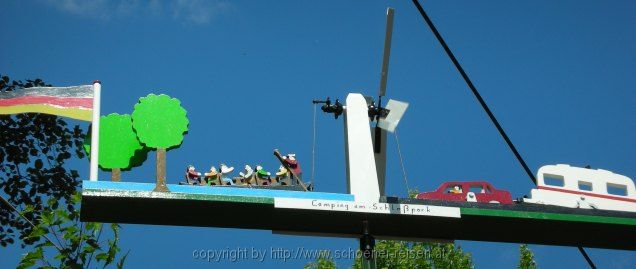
416;181;513;204
523;164;636;212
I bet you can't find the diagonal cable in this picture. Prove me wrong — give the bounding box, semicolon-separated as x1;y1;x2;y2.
410;0;536;184
394;130;411;194
410;1;596;268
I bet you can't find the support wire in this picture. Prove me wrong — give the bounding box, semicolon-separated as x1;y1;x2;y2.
394;130;411;194
310;102;317;186
410;1;596;267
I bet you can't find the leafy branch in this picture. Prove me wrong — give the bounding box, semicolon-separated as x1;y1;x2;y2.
17;192;127;269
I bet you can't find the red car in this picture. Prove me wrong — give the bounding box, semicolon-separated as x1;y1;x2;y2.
416;181;513;205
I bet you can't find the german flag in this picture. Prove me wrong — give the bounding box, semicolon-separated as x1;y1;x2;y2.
0;85;94;121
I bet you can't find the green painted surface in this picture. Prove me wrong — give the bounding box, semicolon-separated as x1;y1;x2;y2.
124;147;150;171
82;189;274;204
84;113;144;169
460;207;636;226
131;94;189;149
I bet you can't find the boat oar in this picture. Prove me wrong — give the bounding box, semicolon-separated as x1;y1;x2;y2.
273;149;308;191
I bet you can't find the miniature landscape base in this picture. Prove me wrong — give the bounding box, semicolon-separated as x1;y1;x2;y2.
81;181;636;250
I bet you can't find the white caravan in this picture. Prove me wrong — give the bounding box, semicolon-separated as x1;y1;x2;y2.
524;164;636;212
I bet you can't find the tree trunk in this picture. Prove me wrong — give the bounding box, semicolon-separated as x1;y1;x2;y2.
153;148;169;192
111;168;121;182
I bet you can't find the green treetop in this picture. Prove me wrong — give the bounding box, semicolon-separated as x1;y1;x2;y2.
131;94;189;149
131;93;189;191
124;147;150;171
84;113;144;181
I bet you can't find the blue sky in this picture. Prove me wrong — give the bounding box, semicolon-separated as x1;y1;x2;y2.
2;0;636;268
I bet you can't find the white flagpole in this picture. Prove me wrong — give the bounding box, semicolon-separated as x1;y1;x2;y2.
89;81;101;181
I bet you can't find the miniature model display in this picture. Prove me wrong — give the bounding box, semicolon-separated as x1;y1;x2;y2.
273;149;310;189
275;165;288;184
450;185;462;194
255;165;271;185
72;86;636;212
204;166;220;185
416;181;513;205
175;152;311;189
237;164;254;185
5;6;636;268
170;153;312;187
131;94;189;192
283;153;302;181
185;165;202;185
523;164;636;212
219;164;235;185
83;113;145;182
413;164;636;212
0;84;95;120
256;165;271;179
70;6;636;261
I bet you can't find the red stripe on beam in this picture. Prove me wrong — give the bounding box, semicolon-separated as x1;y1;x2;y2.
537;185;636;203
0;96;93;109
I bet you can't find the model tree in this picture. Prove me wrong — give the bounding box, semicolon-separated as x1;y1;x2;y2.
84;113;144;181
131;94;189;192
125;146;150;171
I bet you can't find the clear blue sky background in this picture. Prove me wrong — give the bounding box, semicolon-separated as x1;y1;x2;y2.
2;0;635;268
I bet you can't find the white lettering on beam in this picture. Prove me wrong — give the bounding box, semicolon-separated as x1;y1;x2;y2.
274;198;461;218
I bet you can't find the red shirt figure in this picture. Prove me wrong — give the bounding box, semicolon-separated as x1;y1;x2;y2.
186;165;201;181
283;154;302;176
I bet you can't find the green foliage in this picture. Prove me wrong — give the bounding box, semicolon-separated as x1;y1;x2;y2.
16;192;127;269
408;189;420;199
131;94;189;149
426;243;474;269
350;241;473;269
517;244;538;269
1;74;84;247
304;241;474;269
304;252;337;269
83;113;144;170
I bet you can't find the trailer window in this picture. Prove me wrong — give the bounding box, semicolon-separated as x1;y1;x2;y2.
578;181;593;191
607;183;627;196
543;174;564;187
